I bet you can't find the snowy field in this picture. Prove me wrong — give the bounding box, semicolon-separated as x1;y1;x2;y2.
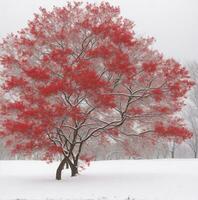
0;159;198;200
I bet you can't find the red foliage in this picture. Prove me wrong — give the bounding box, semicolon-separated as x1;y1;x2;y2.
128;107;144;115
66;106;84;121
3;120;32;133
104;128;119;137
39;79;65;96
79;154;95;166
151;88;164;102
95;94;116;108
153;106;170;114
5;102;25;111
106;49;132;75
24;67;50;80
87;45;111;59
73;67;107;91
0;131;5;137
92;21;133;46
155;121;192;140
142;62;157;73
0;1;193;162
0;55;16;65
49;48;72;65
4;76;27;89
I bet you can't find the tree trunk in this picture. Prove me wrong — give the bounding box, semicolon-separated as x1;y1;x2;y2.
171;150;174;158
70;164;78;177
170;141;176;158
67;158;78;177
56;157;67;180
65;161;69;169
194;151;197;158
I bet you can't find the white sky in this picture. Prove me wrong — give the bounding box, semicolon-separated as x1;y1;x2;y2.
0;0;197;64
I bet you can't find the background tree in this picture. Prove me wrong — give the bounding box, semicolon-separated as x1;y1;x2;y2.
183;62;198;158
0;2;193;180
153;139;169;159
168;140;177;158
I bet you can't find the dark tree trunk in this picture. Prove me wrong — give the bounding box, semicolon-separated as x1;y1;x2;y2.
194;151;197;158
171;150;175;158
170;141;176;158
56;157;67;180
70;164;78;176
65;161;69;169
67;158;78;177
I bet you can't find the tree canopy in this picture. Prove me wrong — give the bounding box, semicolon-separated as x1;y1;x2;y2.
0;2;193;179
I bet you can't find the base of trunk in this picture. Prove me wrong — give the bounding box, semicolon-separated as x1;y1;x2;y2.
56;157;79;179
56;157;67;180
65;162;69;169
71;165;78;177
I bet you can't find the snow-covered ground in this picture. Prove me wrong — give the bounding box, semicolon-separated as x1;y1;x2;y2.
0;159;198;200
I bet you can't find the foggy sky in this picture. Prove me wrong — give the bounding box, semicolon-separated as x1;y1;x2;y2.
0;0;197;64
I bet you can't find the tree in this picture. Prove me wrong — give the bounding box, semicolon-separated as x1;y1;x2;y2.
0;2;193;180
169;140;177;158
183;62;198;158
153;139;169;159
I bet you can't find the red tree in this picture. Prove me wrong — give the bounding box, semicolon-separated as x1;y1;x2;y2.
0;2;193;179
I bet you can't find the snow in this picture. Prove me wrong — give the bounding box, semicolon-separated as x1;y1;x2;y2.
0;159;198;200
